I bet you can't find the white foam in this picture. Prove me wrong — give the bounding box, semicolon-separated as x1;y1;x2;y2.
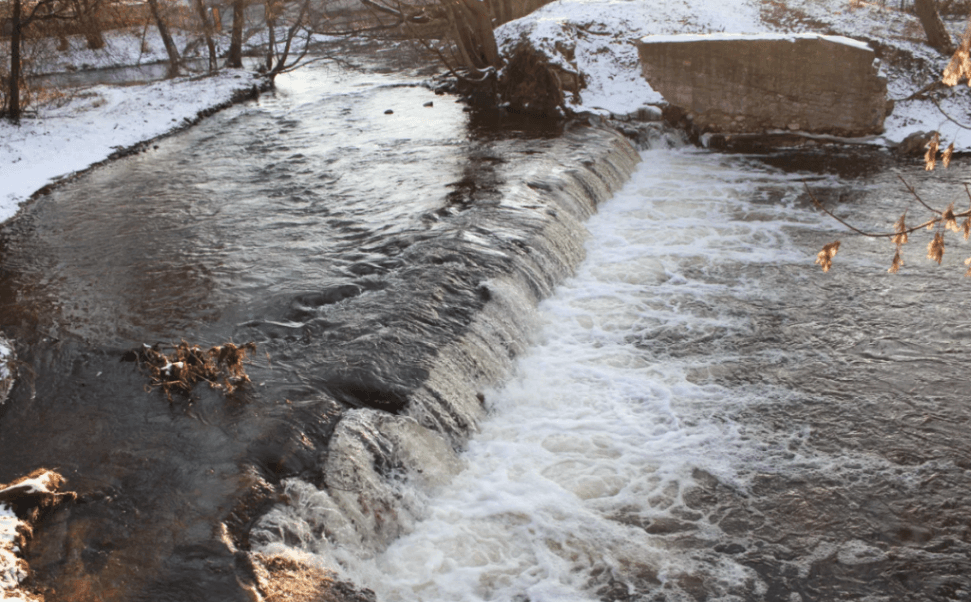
318;150;839;600
259;148;911;600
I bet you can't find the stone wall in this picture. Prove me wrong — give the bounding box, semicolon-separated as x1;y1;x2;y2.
637;34;889;137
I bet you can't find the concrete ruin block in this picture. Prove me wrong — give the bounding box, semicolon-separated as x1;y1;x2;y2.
637;33;889;137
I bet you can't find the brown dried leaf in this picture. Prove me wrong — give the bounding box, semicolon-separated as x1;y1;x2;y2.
944;203;959;232
815;241;840;272
927;231;946;264
135;340;257;401
943;36;971;87
891;212;908;245
963;217;970;240
888;249;903;274
942;142;955;168
924;133;940;171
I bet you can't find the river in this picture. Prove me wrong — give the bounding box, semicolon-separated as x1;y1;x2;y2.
1;49;970;602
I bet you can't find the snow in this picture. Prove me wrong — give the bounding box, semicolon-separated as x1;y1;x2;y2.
0;509;29;600
27;29;208;75
0;68;260;223
495;0;971;147
0;472;57;601
0;340;11;383
640;32;874;53
495;0;765;115
0;476;54;498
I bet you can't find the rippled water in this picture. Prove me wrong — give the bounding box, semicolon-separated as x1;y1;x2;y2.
1;48;970;602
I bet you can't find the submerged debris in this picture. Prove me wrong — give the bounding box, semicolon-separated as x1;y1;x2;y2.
134;340;257;401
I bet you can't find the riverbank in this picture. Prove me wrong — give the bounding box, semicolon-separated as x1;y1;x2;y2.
0;69;266;224
4;0;969;228
496;0;971;147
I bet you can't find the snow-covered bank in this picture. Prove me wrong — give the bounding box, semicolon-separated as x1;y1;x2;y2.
496;0;764;116
0;471;75;602
0;69;263;224
3;1;971;225
496;0;971;148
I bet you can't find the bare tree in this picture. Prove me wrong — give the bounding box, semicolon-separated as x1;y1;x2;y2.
3;0;105;122
146;0;182;78
192;0;218;72
7;0;24;122
263;0;314;77
227;0;245;68
915;0;956;54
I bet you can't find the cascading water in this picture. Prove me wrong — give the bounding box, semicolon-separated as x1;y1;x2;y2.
254;147;971;601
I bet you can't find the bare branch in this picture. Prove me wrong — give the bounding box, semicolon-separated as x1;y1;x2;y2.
805;183;939;238
897;174;943;215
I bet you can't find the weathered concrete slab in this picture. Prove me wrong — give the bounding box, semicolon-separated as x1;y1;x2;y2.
637;33;889;137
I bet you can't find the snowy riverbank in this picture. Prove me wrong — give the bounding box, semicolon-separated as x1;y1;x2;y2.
0;69;263;224
497;0;971;147
3;0;971;225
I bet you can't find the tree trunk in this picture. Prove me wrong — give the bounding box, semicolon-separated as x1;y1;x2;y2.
73;0;105;50
8;0;22;123
915;0;955;54
265;1;276;72
193;0;218;72
227;0;245;68
147;0;182;77
445;0;500;71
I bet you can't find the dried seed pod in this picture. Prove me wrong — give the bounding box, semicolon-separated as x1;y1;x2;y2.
942;142;955;168
944;203;959;232
891;212;908;245
927;231;946;264
924;133;940;171
815;241;840;272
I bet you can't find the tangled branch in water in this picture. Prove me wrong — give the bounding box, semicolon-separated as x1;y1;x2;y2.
134;340;257;402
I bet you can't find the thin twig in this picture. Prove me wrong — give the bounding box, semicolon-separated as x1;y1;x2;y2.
930;94;971;130
804;182;946;238
897;174;943;215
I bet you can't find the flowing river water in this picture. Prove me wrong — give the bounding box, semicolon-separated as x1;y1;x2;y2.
1;50;971;602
